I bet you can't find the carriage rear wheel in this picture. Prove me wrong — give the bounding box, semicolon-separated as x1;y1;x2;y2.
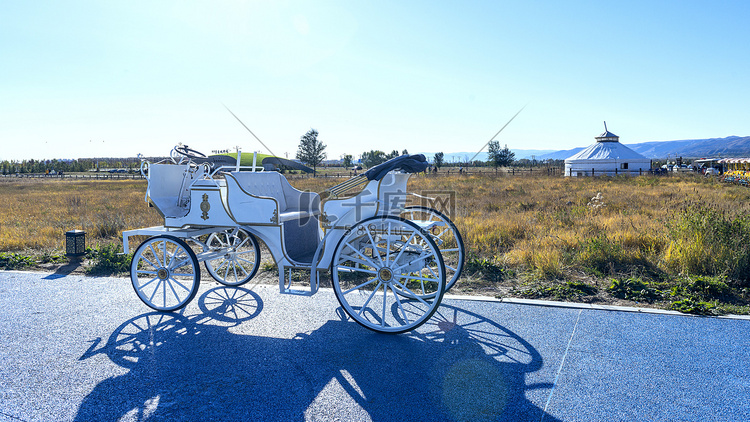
203;228;261;286
331;216;446;334
400;206;464;295
131;235;200;311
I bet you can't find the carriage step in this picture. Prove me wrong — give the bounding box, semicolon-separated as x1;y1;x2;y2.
279;266;321;296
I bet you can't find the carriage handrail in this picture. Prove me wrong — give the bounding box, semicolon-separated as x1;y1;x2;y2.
324;174;369;199
323;154;429;199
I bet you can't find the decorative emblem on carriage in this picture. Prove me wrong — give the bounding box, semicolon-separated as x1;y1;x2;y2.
200;194;210;220
320;211;332;229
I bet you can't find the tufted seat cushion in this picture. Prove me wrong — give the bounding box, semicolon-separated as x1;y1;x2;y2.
227;171;320;222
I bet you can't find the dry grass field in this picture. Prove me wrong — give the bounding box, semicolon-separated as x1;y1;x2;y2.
3;172;750;314
0;178;160;252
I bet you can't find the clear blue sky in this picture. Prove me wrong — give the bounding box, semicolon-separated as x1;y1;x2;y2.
2;0;748;161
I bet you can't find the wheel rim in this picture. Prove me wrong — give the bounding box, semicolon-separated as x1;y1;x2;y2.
332;217;445;334
131;236;200;311
204;229;260;286
401;206;464;294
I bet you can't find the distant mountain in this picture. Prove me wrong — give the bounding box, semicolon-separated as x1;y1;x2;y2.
629;136;750;158
538;136;750;160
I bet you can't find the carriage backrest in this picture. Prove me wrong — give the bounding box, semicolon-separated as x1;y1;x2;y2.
146;163;206;217
147;164;186;200
229;171;288;210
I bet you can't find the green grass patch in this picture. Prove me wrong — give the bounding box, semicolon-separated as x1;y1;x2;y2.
464;254;507;282
517;281;597;301
669;298;717;315
85;244;131;275
607;277;664;302
0;252;35;270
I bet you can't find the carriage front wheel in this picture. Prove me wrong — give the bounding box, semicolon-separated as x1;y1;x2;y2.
130;235;200;311
331;216;446;334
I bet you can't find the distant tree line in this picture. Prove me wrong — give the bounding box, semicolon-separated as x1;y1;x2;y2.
0;157;158;175
335;143;562;170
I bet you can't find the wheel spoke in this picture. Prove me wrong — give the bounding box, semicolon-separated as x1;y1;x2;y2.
170;257;192;270
166;278;182;303
139;256;159;271
221;264;229;284
357;281;383;316
434;227;450;240
385;222;392;266
344;241;380;269
167;249;187;269
236;256;256;265
161;241;168;268
148;244;162;267
168;277;192;292
337;265;377;276
394;273;439;284
364;225;384;266
137;277;159;290
234;262;249;277
392;279;431;307
390;231;417;267
236;236;250;249
216;259;230;275
342;277;378;295
339;255;377;270
148;279;163;302
381;283;387;327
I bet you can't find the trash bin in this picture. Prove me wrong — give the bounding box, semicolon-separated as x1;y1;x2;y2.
65;230;86;259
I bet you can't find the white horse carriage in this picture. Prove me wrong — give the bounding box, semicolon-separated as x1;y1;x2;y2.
123;145;464;333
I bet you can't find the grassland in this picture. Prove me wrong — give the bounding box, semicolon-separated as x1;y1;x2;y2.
2;172;750;315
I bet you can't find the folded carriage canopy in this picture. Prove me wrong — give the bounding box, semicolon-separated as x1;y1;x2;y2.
364;154;430;181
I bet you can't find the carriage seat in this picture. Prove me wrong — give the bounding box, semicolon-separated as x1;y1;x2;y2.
227;171;320;223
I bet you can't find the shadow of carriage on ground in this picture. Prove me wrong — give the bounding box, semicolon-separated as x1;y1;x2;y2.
76;286;560;422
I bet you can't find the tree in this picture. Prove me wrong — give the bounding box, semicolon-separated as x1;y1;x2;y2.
386;150;400;160
499;144;515;167
433;152;444;169
361;150;386;168
488;141;515;172
342;154;353;169
296;129;327;176
402;149;408;155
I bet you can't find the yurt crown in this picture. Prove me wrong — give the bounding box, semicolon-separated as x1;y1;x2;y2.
596;121;619;142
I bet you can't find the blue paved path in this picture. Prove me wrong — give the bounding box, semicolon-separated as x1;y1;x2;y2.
1;271;748;421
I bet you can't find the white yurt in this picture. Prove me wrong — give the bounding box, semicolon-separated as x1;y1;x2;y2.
564;123;651;177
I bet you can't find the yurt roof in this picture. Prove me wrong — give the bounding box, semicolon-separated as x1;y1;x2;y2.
565;140;648;162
